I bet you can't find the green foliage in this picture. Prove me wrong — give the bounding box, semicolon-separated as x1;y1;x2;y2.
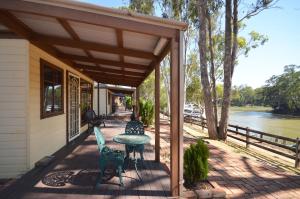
230;65;300;115
263;65;300;114
139;72;155;101
128;0;154;15
185;52;203;105
124;96;132;110
139;99;154;126
231;85;255;106
184;139;209;186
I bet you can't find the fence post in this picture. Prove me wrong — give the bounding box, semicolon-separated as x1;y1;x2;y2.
246;127;250;149
201;117;204;130
235;126;238;134
295;137;300;168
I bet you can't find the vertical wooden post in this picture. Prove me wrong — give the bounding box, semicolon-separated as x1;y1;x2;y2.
105;89;108;115
155;63;160;162
170;31;184;197
97;82;100;115
246;127;249;148
201;117;204;130
295;137;300;168
136;86;140;119
235;126;238;134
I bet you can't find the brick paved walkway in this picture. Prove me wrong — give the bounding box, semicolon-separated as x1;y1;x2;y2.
208;144;300;198
151;119;300;199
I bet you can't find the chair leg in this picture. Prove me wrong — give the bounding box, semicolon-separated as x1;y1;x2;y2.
117;166;124;187
139;151;144;168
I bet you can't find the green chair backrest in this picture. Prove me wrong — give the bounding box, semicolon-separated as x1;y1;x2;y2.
94;127;105;152
125;120;144;135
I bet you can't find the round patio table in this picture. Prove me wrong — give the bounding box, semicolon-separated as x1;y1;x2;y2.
113;134;151;181
113;134;151;145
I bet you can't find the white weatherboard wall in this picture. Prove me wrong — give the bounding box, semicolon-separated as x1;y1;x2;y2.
0;40;93;178
93;88;107;115
28;44;93;169
0;39;29;178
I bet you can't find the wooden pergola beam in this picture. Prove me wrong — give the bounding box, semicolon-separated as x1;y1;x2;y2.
138;40;171;86
116;29;124;63
32;34;157;60
91;77;139;87
0;10;32;38
90;74;140;82
58;53;148;70
0;30;20;38
83;71;144;80
87;72;143;81
0;10;75;68
75;65;145;77
108;89;134;95
0;0;178;38
57;17;106;73
57;18;80;40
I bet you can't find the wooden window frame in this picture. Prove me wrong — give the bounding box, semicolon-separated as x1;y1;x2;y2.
40;59;64;119
80;78;93;127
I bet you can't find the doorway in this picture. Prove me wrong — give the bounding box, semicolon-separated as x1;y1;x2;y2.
67;72;80;142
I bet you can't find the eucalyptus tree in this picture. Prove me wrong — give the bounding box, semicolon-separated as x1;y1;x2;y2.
158;0;199;106
263;65;300;114
197;0;276;139
128;0;155;15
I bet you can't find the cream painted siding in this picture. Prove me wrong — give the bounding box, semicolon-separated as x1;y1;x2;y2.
28;44;93;168
0;39;29;178
93;88;108;115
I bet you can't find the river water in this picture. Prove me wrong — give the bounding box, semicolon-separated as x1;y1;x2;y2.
228;109;300;139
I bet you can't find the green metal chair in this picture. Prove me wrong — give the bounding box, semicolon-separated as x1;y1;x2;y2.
124;120;145;161
94;127;124;186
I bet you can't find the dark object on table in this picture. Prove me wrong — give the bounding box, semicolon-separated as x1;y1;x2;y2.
94;127;124;186
85;109;105;130
124;120;145;161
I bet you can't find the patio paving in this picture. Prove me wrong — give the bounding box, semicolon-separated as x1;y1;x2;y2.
1;118;300;199
155;119;300;199
0;120;170;199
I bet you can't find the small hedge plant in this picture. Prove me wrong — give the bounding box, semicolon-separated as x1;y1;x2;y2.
184;139;209;187
139;99;154;127
125;96;132;110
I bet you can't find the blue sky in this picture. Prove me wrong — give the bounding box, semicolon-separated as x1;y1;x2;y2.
80;0;300;88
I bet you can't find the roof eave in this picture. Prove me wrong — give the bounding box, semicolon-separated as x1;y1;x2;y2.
24;0;188;31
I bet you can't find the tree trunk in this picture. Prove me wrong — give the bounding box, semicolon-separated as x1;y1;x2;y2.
219;0;233;140
231;0;238;77
183;32;188;107
207;9;218;132
198;0;218;139
161;58;171;116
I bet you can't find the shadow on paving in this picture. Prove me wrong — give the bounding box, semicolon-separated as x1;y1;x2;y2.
156;119;300;198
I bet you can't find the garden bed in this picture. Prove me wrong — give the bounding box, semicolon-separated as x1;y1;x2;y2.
183;180;226;199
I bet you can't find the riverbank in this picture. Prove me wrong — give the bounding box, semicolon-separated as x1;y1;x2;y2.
226;106;300;139
230;106;272;112
230;106;300;117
